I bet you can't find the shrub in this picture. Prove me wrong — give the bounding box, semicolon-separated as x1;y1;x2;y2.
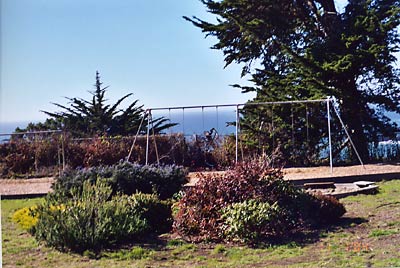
52;162;188;200
82;138;127;167
222;200;284;243
33;180;171;253
173;159;346;243
128;192;173;234
0;137;61;177
0;134;191;177
1;141;35;175
12;206;38;232
173;160;299;241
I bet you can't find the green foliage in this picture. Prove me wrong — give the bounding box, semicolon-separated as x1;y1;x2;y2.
174;159;346;243
239;102;330;166
129;192;173;234
52;162;188;200
14;118;62;133
186;0;400;163
33;180;170;253
222;200;283;243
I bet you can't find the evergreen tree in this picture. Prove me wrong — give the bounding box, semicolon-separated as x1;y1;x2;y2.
19;72;175;137
185;0;400;163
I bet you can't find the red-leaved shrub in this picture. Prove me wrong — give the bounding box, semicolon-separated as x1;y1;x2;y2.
173;159;346;243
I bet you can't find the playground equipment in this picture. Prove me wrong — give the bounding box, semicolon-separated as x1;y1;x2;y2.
127;97;364;173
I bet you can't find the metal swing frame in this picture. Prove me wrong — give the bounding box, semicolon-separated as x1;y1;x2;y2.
127;97;364;173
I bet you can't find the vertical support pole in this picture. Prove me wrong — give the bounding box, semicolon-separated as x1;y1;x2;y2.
291;106;295;151
327;97;333;174
34;133;38;174
145;109;151;165
182;108;185;136
235;105;239;163
202;106;205;131
271;105;275;167
168;108;172;135
216;106;219;133
305;104;310;143
58;135;61;176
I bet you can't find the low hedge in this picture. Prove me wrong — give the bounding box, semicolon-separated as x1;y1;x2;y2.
52;162;188;200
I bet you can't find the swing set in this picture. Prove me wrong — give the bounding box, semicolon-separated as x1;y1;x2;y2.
127;97;364;173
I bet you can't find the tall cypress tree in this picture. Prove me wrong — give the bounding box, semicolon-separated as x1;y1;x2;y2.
185;0;400;163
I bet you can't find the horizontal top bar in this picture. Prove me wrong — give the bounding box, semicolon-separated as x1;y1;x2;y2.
148;98;330;111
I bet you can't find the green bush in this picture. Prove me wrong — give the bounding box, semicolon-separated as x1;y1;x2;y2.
52;162;188;200
222;200;284;243
131;192;173;234
33;180;171;253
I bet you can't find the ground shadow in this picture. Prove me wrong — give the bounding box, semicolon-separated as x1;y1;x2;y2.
243;216;369;249
102;216;369;253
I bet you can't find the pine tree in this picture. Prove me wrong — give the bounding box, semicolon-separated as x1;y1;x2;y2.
24;71;176;137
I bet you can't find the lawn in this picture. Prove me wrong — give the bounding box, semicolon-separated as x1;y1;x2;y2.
2;180;400;268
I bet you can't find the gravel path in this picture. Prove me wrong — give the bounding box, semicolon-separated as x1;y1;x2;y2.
283;163;400;180
1;164;400;196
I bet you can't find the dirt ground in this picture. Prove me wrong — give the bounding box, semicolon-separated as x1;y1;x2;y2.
1;163;400;196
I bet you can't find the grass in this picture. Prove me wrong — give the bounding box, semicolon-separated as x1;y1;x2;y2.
369;229;399;237
101;247;153;260
2;179;400;267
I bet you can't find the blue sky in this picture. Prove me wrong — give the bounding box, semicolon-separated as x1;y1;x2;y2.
0;0;353;125
1;0;257;124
